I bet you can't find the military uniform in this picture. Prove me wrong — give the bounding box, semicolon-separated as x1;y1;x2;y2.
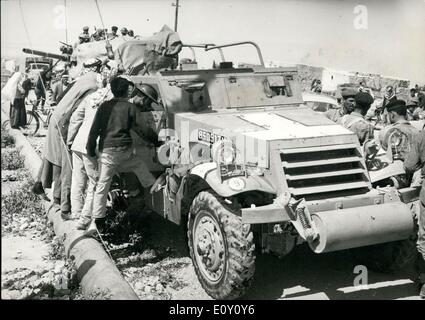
326;87;357;123
382;119;420;159
79;26;91;44
108;26;118;40
404;130;425;297
338;91;374;145
120;27;128;36
338;111;373;145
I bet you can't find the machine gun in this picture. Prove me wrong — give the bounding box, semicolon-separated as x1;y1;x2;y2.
22;48;70;62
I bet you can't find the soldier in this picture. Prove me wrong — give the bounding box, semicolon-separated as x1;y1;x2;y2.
91;28;105;41
109;26;118;40
403;129;425;299
131;83;159;112
120;27;128;36
128;29;134;37
78;26;91;44
324;87;357;123
338;91;374;145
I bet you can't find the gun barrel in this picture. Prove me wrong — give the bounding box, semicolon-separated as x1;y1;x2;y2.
22;48;69;61
59;41;73;47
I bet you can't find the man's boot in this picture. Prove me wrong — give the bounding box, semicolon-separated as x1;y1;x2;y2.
61;211;73;220
31;181;45;195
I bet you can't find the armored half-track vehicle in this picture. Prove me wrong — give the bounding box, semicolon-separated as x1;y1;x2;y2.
101;42;419;300
25;38;418;299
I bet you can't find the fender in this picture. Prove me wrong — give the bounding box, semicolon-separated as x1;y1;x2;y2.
189;162;276;198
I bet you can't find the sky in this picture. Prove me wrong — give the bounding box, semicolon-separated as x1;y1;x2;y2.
1;0;425;83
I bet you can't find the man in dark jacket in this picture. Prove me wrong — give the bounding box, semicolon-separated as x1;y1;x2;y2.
404;130;425;298
85;76;156;235
35;70;52;107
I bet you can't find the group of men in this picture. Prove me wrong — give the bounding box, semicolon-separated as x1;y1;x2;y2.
77;25;138;45
33;58;162;235
323;84;425;298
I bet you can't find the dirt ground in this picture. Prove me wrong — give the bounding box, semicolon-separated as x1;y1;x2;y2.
1;124;79;300
116;213;422;300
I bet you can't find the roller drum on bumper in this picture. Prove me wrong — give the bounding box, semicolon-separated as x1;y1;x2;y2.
309;203;415;253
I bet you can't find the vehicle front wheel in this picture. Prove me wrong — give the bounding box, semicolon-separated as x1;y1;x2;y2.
188;191;256;300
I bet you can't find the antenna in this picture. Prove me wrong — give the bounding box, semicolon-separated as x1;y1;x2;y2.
64;0;68;43
172;0;180;32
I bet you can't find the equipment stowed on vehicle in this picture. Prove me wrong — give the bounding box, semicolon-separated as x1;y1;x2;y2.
67;41;423;299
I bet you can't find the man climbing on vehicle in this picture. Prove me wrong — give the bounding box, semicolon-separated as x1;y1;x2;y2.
85;76;157;235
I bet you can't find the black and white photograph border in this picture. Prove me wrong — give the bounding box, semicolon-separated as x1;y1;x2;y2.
1;0;425;304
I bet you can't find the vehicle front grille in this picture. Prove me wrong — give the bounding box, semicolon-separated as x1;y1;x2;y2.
280;144;370;200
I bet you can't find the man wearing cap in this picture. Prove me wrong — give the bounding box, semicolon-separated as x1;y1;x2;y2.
324;87;357;123
107;26;118;40
78;26;91;44
338;91;374;145
120;27;128;37
51;74;69;105
85;76;156;234
404;129;425;298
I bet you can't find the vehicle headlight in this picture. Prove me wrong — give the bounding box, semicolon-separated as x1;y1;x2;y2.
212;139;237;165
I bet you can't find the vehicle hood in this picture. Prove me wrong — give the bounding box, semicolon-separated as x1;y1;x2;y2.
176;106;353;142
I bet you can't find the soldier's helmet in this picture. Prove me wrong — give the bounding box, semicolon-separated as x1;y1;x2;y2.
111;26;118;31
128;30;134;36
83;26;89;31
121;27;128;34
135;83;159;103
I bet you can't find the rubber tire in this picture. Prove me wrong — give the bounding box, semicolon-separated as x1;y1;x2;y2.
188;191;256;300
26;111;40;135
26;110;33;125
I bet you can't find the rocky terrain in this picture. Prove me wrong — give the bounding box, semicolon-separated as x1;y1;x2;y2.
1;126;81;300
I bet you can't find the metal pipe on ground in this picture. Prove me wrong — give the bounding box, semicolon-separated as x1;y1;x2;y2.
1;106;139;300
